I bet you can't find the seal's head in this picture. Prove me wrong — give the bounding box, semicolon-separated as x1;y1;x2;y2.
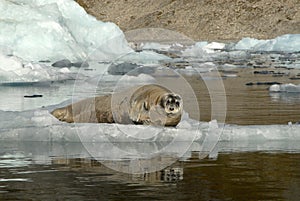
161;93;183;115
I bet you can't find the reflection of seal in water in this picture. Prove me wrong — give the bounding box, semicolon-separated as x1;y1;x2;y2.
51;84;183;127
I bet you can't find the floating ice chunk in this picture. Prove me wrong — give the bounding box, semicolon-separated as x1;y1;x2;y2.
269;84;281;92
192;62;217;72
0;54;23;72
182;41;226;57
204;42;226;51
193;42;209;49
117;51;171;64
216;140;300;153
141;42;172;51
175;62;217;75
1;106;299;143
58;67;71;73
0;0;132;62
117;74;156;88
182;42;207;57
0;53;77;83
107;63;141;75
269;83;300;93
234;34;300;52
221;124;300;141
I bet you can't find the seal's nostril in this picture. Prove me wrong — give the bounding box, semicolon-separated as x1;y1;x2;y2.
170;107;174;111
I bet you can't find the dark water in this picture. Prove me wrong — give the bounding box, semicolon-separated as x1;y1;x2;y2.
186;67;300;125
0;146;299;201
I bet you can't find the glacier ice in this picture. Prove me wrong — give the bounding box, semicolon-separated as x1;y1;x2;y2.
234;37;266;50
0;0;133;62
234;34;300;52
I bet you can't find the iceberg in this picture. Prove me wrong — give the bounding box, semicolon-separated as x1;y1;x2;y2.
0;0;133;62
140;42;172;51
234;34;300;52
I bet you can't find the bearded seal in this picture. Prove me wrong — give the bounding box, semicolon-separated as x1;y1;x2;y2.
128;84;182;126
51;84;183;127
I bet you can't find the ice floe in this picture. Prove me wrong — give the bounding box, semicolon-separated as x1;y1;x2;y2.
0;108;299;143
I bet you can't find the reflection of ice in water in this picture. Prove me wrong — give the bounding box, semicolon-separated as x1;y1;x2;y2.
269;83;300;103
270;92;300;103
1;139;300;171
0;152;32;168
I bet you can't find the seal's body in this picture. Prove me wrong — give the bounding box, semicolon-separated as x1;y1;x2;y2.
51;95;114;123
51;84;183;127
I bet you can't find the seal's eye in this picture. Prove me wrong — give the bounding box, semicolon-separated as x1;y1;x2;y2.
175;101;180;107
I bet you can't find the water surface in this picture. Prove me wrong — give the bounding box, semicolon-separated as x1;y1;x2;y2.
0;144;299;201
